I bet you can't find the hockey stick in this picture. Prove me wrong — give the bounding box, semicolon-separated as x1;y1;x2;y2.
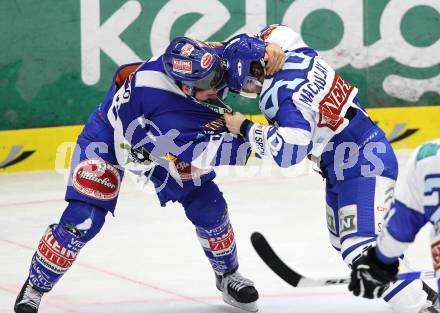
250;232;435;287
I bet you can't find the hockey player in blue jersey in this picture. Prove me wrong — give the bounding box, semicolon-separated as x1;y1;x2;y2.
13;37;284;313
221;25;438;313
349;139;440;311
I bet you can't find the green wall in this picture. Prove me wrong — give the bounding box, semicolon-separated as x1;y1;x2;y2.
1;0;439;130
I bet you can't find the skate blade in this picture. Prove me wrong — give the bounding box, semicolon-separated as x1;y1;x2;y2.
222;293;258;312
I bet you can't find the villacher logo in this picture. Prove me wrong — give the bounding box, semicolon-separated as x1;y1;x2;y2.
72;159;121;200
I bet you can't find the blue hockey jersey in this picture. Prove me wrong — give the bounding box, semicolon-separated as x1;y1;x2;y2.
77;57;249;206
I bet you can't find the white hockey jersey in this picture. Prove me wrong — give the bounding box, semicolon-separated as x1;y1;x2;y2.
252;24;366;160
376;139;440;271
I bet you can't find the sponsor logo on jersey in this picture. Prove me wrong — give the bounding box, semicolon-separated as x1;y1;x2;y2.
204;117;225;130
260;25;278;41
318;73;354;131
171;158;211;181
375;203;390;234
201;52;213;69
72;159;120;201
172;58;192;74
376;205;389;212
180;43;194;57
208;225;235;256
339;205;358;236
340;214;356;235
326;205;337;233
432;240;440;271
36;227;80;274
251;124;266;156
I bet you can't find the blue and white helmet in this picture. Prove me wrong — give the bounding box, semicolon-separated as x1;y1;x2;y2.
163;37;226;90
222;34;266;98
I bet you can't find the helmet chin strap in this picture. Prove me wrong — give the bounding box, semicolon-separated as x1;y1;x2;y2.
182;83;232;114
198;96;233;114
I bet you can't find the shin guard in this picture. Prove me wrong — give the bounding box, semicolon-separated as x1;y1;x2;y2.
196;213;238;274
29;224;86;291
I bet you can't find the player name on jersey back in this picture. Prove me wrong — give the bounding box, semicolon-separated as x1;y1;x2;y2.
293;58;357;132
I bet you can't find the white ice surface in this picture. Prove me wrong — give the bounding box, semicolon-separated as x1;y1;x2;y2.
0;152;434;313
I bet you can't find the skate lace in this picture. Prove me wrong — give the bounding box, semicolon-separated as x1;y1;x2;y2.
19;285;43;309
227;273;255;292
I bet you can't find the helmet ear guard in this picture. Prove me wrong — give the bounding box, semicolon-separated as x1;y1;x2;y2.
163;37;226;90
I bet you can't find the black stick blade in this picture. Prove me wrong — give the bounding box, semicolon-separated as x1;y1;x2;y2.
250;232;302;287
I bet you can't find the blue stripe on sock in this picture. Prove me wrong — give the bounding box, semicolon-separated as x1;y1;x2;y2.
342;238;376;260
383;280;413;302
332;246;341;252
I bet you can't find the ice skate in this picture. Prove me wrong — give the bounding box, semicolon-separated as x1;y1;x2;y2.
216;270;259;312
14;280;44;313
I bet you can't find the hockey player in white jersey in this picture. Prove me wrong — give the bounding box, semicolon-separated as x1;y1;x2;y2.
221;24;438;313
349;139;440;312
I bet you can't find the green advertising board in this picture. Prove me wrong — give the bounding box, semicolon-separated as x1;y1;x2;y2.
1;0;439;130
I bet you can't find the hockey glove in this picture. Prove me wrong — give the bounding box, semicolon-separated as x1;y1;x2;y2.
348;247;399;299
120;143;157;170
